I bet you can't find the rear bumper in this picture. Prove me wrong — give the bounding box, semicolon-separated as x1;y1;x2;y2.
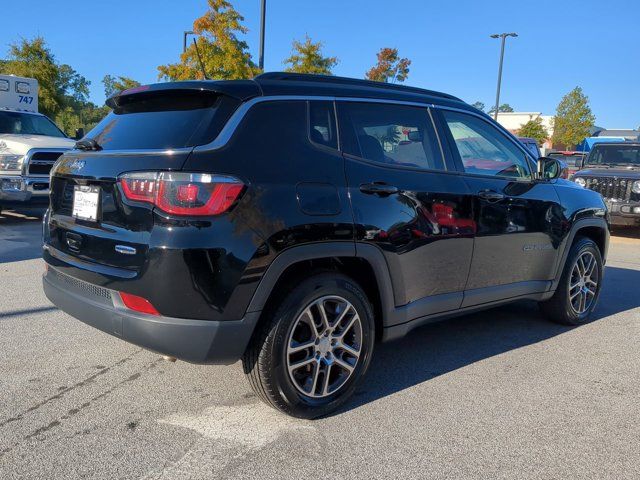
43;266;260;364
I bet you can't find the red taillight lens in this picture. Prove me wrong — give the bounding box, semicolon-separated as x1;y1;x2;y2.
119;172;244;216
120;173;157;202
119;292;160;316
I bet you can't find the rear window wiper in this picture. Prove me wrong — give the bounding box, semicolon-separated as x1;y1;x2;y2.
75;138;102;151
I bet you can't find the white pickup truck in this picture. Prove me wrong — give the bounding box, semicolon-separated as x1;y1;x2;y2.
0;74;75;212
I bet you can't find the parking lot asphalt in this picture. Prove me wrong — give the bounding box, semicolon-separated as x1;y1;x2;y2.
1;209;639;479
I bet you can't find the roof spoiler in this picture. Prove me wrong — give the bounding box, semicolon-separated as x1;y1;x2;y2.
106;80;261;109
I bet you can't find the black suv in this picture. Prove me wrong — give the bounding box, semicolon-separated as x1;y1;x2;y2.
43;73;609;418
572;143;640;226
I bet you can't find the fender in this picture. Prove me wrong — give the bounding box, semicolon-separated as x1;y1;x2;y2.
550;217;609;291
245;242;397;328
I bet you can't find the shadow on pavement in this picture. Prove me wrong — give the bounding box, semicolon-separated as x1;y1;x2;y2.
337;265;640;415
0;207;46;263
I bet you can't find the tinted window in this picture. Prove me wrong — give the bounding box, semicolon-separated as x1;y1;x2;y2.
587;145;640;166
308;101;337;149
338;102;444;170
86;92;237;150
0;111;66;137
442;110;531;179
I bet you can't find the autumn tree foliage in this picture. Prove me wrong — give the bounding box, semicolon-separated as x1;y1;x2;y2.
157;0;259;81
102;75;140;98
518;117;549;145
552;87;595;149
283;35;338;75
365;48;410;83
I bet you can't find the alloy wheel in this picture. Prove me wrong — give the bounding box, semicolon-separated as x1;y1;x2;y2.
286;295;363;399
569;251;599;315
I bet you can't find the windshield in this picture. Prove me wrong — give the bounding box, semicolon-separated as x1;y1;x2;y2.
587;145;640;166
0;111;66;137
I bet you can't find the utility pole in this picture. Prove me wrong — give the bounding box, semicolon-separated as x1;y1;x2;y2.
490;32;518;121
258;0;266;71
183;31;195;53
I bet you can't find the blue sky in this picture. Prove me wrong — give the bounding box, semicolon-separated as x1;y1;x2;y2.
2;0;638;128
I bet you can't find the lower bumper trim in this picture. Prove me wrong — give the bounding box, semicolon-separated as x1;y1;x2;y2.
43;269;260;365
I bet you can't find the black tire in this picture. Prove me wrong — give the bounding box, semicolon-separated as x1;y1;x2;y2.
539;236;603;325
242;272;375;419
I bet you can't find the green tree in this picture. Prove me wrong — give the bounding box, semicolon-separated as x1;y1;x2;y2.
518;117;549;145
488;103;514;115
365;47;410;83
471;101;485;112
283;35;338;75
552;87;596;149
157;0;258;80
102;75;140;98
1;37;89;119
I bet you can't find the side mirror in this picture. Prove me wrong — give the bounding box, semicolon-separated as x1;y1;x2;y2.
537;156;567;180
74;128;85;140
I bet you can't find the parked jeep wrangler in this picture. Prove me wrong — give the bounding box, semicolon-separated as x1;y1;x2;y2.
43;73;609;418
572;143;640;226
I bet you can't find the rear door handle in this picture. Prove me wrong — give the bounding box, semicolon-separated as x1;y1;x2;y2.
360;183;399;196
478;189;505;202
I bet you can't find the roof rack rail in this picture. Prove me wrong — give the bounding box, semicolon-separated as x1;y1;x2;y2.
254;72;461;101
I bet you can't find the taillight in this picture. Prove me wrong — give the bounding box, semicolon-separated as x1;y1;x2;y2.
119;172;244;216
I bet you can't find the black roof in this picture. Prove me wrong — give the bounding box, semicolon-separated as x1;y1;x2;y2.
109;72;468;110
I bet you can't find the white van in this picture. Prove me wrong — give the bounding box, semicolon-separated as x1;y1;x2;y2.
0;74;75;211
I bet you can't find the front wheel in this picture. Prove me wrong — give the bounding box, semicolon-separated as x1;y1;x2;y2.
242;273;375;419
540;236;603;325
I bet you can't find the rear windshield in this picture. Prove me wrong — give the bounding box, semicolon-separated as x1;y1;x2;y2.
85;91;238;150
587;145;640;166
0;111;66;138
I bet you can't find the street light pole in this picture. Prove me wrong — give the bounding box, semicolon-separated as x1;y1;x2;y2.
490;32;518;121
183;31;195;53
258;0;266;71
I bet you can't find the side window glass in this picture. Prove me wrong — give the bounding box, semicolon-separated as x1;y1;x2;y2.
338;102;445;171
308;101;337;149
442;110;531;179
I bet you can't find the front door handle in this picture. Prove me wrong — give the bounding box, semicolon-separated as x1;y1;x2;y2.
478;189;505;202
360;183;399;196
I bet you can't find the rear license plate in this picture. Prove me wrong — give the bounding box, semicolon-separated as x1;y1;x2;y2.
72;185;100;221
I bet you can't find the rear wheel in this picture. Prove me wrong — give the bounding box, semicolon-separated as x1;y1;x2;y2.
540;237;602;325
242;273;374;419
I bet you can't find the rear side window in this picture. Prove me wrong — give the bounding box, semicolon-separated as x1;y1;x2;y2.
441;110;531;179
338;102;444;170
308;101;337;149
86;91;239;150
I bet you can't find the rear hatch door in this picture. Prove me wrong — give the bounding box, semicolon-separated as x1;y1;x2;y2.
47;87;244;274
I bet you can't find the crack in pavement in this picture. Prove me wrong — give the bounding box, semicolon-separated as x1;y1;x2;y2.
0;354;163;458
0;349;143;430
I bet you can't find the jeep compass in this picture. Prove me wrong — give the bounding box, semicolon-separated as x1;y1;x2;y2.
43;73;609;418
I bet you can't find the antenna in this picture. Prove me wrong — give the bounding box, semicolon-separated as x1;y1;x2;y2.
192;38;209;80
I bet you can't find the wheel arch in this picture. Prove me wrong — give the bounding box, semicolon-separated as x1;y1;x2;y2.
551;217;609;291
245;242;396;341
